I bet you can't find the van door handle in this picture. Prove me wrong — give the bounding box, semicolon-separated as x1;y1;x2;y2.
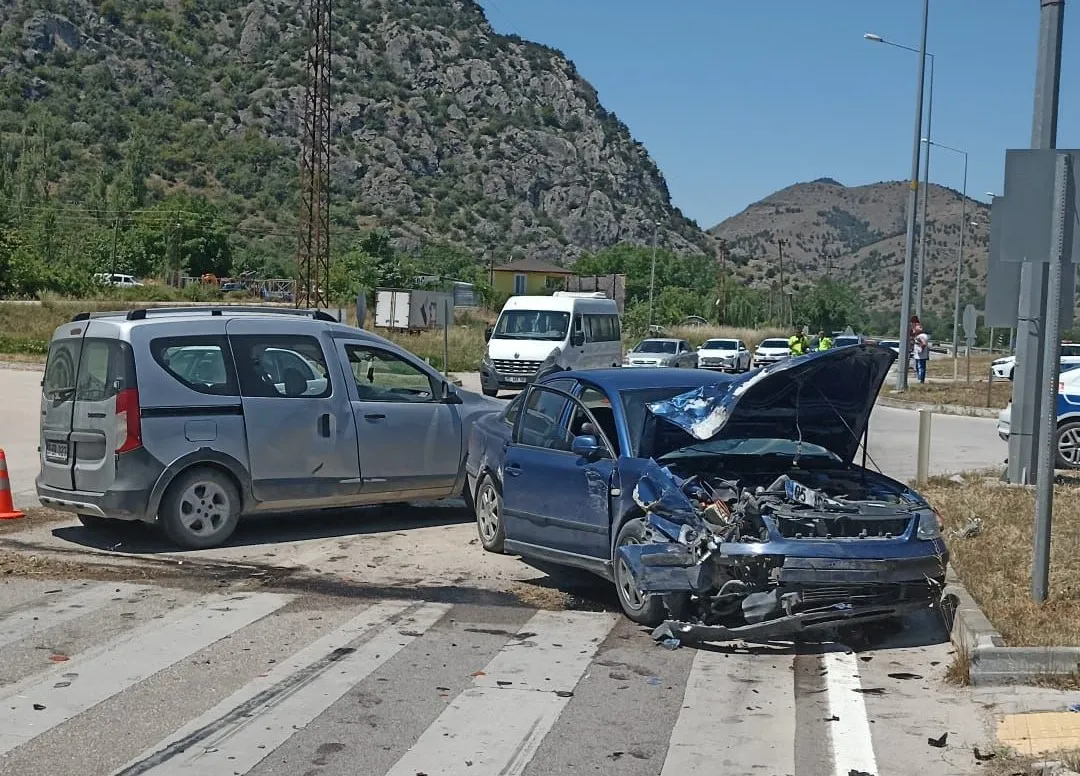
318;413;331;437
88;412;106;418
364;413;386;422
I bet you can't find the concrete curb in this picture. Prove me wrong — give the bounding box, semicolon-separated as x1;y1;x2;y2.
876;396;1001;418
0;360;44;372
945;566;1080;685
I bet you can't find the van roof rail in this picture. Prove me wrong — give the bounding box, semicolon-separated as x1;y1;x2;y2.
552;291;608;299
121;306;339;322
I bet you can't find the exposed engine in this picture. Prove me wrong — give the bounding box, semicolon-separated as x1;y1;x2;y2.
622;461;946;643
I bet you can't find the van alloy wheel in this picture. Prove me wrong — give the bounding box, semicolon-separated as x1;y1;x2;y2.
160;468;240;550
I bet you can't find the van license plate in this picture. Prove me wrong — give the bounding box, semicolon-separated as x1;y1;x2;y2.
507;376;527;384
45;441;68;463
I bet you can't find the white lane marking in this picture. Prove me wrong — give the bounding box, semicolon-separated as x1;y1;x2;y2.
660;648;795;775
113;601;448;776
0;582;148;649
0;591;292;756
824;650;878;776
385;609;617;776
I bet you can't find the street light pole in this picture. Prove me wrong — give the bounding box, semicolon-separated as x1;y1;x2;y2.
916;55;935;319
924;140;969;381
864;30;937;338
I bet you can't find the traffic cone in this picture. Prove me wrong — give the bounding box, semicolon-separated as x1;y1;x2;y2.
0;448;25;520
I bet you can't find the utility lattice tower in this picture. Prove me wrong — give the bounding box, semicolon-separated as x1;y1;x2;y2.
295;0;332;309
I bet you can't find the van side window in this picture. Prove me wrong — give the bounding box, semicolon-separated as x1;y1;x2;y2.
231;335;332;399
151;336;238;396
583;313;620;342
344;345;435;403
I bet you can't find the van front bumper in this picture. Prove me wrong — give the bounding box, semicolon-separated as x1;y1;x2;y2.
480;363;537;391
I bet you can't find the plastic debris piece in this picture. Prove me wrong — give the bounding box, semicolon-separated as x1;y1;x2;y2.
555;690;574;698
888;672;923;680
928;732;948;748
32;703;45;711
659;637;682;651
973;747;995;761
1069;703;1080;713
49;654;69;663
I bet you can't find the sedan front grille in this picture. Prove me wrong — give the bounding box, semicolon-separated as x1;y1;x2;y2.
493;359;542;375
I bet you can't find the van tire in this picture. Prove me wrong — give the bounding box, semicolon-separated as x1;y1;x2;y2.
159;467;240;550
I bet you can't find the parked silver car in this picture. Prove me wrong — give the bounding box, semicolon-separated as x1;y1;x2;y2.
623;338;698;368
36;306;500;549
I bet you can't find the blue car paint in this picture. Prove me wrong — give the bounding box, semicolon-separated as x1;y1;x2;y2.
466;345;947;591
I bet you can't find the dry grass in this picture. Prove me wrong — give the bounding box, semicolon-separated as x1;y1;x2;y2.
888;379;1013;409
926;353;998;380
921;475;1080;646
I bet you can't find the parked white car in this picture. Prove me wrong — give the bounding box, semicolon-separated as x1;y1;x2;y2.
697;338;751;372
992;343;1080;380
92;273;143;288
753;337;791;368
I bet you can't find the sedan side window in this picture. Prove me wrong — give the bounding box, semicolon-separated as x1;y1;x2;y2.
345;345;435;403
516;386;573;451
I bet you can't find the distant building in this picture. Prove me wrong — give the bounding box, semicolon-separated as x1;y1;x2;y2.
491;258;574;296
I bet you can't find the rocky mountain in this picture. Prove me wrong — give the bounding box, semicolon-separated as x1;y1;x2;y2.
0;0;709;277
709;179;991;315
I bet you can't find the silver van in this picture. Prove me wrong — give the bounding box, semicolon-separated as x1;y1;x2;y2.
36;306;500;549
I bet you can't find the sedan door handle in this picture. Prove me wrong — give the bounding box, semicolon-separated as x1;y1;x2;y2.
364;413;386;422
585;469;604;481
318;413;331;437
505;463;522;477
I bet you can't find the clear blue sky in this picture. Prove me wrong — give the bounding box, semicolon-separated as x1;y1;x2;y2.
475;0;1080;228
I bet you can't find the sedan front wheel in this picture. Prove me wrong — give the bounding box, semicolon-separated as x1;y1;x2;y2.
612;518;669;626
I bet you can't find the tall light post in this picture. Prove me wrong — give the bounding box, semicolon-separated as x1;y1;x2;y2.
865;2;929;392
864;32;936;320
924;139;968;379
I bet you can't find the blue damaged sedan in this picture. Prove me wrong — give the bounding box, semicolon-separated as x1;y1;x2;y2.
464;344;950;644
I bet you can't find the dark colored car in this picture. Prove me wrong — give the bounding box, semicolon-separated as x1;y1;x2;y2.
464;345;949;644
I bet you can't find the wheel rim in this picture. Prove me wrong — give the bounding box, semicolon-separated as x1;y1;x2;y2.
177;480;231;537
476;482;500;542
615;536;646;611
1060;428;1080;466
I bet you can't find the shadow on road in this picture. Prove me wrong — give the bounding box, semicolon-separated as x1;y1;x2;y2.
48;500;475;554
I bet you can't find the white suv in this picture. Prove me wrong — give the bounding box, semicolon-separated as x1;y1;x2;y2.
992;342;1080;380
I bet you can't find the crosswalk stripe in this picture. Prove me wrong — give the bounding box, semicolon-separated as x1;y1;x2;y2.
0;591;292;757
824;650;878;776
111;600;449;776
660;648;796;775
0;582;148;649
384;609;618;776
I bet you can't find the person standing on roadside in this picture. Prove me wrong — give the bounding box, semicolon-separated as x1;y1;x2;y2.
913;324;930;383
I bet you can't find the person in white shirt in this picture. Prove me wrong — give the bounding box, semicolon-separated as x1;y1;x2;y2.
912;325;930;383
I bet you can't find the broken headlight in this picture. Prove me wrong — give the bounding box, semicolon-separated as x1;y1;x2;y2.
916;509;944;540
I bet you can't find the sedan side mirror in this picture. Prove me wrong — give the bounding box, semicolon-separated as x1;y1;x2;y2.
441;381;464;404
571;434;606;460
484;326;494;342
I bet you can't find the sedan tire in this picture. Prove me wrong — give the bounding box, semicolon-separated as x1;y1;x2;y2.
474;474;505;553
1056;422;1080;469
612;518;669;627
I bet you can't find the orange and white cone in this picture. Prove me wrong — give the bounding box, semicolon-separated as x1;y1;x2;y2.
0;448;25;520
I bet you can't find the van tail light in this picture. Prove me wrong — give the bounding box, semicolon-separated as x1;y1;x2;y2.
115;388;142;454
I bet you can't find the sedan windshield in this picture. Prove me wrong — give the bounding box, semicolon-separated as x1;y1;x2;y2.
702;340;738;350
657;437;839;462
634;340;677;354
619;385;697;455
492;310;570;341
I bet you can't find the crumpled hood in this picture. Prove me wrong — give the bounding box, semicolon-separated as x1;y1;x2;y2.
646;344;897;464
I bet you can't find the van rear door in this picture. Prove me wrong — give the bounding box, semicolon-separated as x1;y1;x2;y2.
40;327;85;491
39;322;136;493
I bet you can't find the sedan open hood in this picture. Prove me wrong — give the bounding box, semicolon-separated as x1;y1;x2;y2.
646;344;897;464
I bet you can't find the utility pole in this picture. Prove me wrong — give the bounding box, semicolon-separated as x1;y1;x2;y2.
717;239;729;325
895;0;930;391
1008;0;1065;487
776;238;787;326
109;214;121;279
647;219;658;331
295;0;332;309
916;55;935;320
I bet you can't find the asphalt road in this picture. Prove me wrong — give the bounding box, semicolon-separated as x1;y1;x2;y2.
0;576;1001;776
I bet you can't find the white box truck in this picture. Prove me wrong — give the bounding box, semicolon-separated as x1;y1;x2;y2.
374;289;452;331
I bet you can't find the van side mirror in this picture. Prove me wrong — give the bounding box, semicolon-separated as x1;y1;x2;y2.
571;435;606;460
570;331;585;347
484;326;494;342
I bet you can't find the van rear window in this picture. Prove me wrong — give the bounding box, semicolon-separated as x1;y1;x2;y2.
150;336;238;396
76;340;134;402
43;339;81;401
